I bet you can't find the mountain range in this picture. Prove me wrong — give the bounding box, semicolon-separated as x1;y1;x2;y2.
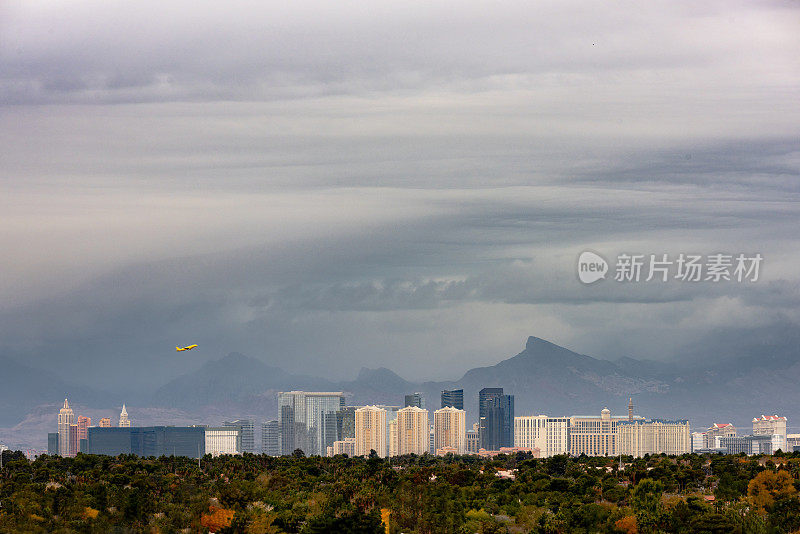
2;335;799;449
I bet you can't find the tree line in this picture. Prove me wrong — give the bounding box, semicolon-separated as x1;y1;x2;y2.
1;448;799;533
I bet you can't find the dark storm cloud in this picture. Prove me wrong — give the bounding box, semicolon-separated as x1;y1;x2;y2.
0;1;798;386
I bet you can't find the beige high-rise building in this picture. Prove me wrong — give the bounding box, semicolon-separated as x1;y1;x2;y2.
119;404;131;427
569;408;630;457
355;406;387;457
514;415;569;457
388;419;399;457
57;398;74;457
434;407;465;454
99;418;111;428
618;419;691;457
396;406;429;456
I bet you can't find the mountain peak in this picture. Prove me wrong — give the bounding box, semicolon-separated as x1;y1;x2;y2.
526;336;556;350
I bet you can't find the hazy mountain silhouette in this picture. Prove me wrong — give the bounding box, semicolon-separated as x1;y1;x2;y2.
0;355;113;427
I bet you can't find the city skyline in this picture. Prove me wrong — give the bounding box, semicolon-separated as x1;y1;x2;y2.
41;392;796;460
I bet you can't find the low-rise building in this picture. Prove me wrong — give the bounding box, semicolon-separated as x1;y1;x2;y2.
328;437;356;456
718;435;775;455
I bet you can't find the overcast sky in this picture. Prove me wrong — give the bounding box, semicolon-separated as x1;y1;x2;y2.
1;1;798;390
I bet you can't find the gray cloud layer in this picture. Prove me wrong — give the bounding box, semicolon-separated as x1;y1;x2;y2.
0;1;798;390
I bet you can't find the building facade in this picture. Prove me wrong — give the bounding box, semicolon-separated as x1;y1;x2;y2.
329;437;356;456
752;415;788;452
704;423;735;449
479;388;514;450
223;419;254;454
262;420;280;456
434;406;466;454
441;389;464;410
119;405;131;427
354;406;387;457
514;416;569;457
617;419;691;457
87;426;205;458
278;391;346;456
396;406;429;456
48;433;59;455
77;416;91;453
99;418;111;428
718;435;776;455
466;425;480;454
58;398;74;457
569;408;623;457
404;393;425;409
205;427;241;456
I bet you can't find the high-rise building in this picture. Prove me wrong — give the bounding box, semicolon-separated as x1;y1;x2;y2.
514;416;569;457
262;420;280;456
466;423;480;454
480;389;514;450
278;391;345;455
205;427;241;456
76;416;91;453
618;419;691;457
753;415;788;452
354;406;387;457
404;393;425;409
434;407;466;454
441;389;464;410
57;398;74;457
223;420;254;454
99;418;111;428
569;408;626;457
478;388;502;449
70;424;78;457
396;406;429;456
336;406;357;440
119;405;131;427
704;423;736;449
48;433;59;455
388;420;398;457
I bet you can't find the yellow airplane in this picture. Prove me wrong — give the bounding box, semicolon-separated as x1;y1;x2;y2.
176;344;198;352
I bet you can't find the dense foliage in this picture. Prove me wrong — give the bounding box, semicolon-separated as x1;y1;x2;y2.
2;449;800;533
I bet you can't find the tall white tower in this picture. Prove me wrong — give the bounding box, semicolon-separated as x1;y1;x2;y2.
58;398;74;457
119;404;131;427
